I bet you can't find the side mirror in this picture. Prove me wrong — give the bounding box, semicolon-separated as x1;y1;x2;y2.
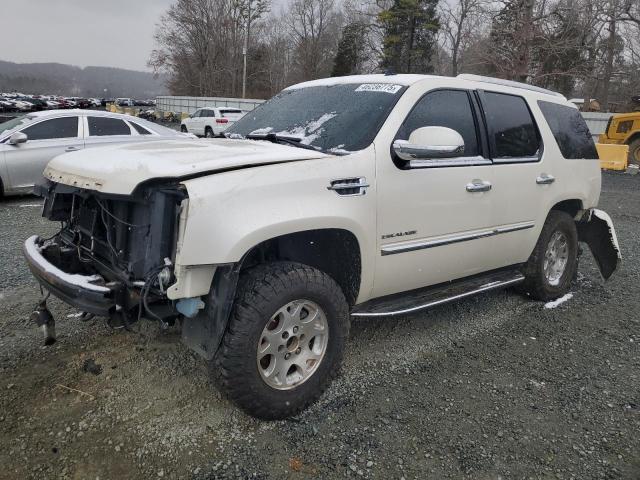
8;132;28;145
393;126;464;161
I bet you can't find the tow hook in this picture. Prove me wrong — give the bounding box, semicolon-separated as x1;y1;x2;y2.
30;298;56;346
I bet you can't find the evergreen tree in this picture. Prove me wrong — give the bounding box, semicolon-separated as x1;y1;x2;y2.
332;22;368;76
378;0;440;74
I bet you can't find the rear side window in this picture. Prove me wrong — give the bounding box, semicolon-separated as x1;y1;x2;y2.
482;92;540;159
538;101;598;159
88;117;131;136
130;122;152;135
397;89;480;157
22;117;78;140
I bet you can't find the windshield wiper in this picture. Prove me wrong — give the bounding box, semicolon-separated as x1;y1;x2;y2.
245;133;321;152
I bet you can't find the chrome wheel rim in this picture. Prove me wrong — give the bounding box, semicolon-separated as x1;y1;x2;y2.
256;299;329;390
543;231;569;285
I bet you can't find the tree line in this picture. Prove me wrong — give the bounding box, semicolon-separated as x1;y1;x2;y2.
149;0;640;111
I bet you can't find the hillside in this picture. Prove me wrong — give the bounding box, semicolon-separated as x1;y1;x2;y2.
0;60;168;98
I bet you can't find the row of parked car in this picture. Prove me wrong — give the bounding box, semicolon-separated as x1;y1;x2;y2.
0;93;157;113
0;93;104;113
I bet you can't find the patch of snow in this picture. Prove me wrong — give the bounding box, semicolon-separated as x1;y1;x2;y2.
248;127;273;135
276;112;337;145
544;293;573;309
24;236;110;293
67;312;84;318
19;204;42;208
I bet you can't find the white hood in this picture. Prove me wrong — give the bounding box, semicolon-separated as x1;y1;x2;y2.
44;138;328;195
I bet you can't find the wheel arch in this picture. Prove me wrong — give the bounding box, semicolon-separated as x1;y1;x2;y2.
624;131;640;145
550;198;584;219
239;228;362;307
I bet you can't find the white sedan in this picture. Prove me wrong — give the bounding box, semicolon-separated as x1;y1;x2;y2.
0;109;192;197
181;107;244;137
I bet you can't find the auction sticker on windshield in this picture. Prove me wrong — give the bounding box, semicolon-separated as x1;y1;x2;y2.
355;84;402;94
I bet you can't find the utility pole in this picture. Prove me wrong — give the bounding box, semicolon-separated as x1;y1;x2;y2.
242;1;251;99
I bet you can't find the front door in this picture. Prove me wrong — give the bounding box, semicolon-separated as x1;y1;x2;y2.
5;116;83;191
373;89;496;298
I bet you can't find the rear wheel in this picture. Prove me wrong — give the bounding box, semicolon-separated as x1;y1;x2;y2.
205;127;214;138
213;261;349;420
519;210;578;301
628;137;640;167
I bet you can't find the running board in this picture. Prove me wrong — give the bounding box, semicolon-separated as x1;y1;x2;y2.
351;269;524;317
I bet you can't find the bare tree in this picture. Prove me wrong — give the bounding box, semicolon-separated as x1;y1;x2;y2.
439;0;487;76
287;0;343;81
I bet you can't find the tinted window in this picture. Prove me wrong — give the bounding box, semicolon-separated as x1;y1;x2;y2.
228;83;405;152
88;117;131;136
202;109;216;117
537;101;598;159
192;110;201;118
396;89;479;157
130;122;152;135
483;92;540;158
22;117;78;140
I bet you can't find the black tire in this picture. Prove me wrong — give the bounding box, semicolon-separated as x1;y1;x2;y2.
519;210;578;302
205;127;214;138
628;137;640;167
180;125;188;133
214;261;349;420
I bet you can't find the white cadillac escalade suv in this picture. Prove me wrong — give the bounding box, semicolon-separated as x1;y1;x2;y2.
24;74;620;419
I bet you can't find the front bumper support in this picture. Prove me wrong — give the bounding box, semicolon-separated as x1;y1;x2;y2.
23;236;116;316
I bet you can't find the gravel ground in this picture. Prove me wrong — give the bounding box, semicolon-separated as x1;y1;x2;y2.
0;173;638;480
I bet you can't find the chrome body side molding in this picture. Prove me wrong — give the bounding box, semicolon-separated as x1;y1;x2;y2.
381;221;535;256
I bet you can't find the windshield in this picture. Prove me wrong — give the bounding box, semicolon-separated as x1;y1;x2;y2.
227;83;406;153
0;115;33;137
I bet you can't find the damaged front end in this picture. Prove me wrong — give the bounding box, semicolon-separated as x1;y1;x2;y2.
23;179;188;335
577;208;621;280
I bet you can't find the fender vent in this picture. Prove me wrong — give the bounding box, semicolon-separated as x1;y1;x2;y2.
327;177;369;196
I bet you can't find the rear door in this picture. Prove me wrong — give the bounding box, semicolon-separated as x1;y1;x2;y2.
4;115;82;190
83;115;139;148
477;91;547;267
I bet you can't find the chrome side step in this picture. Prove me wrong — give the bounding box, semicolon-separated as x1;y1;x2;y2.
351;269;524;318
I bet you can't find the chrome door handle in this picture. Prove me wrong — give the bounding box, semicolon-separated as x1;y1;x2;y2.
466;179;492;193
65;146;80;152
536;174;555;185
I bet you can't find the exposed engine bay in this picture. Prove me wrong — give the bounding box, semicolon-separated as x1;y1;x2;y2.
28;179;187;327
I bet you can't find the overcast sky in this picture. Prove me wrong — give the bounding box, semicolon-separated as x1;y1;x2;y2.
2;0;176;71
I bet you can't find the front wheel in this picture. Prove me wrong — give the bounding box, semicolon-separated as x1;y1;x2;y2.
519;210;578;301
180;124;188;133
214;262;349;419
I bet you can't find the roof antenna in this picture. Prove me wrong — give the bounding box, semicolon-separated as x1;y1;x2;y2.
384;69;396;76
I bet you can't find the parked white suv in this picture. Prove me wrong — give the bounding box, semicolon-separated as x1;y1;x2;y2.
24;74;620;419
181;107;244;137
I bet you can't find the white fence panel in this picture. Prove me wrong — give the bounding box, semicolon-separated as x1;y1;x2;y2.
156;96;265;115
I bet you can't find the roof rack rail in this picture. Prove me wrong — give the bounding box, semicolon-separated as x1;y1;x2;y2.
457;74;564;98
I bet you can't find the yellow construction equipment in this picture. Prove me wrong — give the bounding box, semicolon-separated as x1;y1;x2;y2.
596;143;629;171
598;112;640;166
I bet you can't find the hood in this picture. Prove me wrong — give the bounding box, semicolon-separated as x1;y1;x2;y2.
44;138;328;195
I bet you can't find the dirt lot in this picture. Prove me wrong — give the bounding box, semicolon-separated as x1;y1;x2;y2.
0;173;638;480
